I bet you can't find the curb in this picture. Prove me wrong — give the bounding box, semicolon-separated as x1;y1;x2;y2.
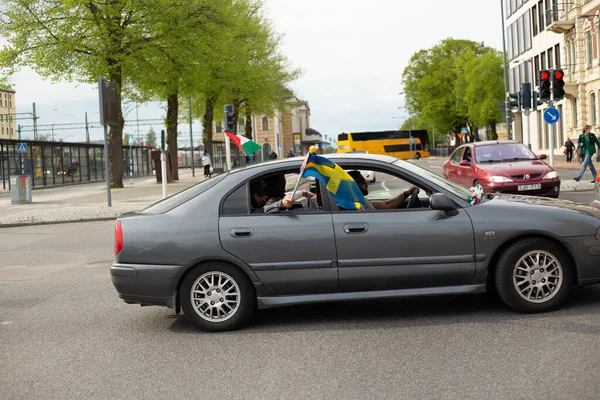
0;216;117;229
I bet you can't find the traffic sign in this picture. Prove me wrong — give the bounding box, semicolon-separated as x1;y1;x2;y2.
17;143;27;154
543;107;560;124
461;127;468;134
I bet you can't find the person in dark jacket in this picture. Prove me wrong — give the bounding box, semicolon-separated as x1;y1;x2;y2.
574;125;600;182
564;137;574;163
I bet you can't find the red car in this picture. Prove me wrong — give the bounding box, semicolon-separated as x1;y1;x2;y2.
442;140;561;198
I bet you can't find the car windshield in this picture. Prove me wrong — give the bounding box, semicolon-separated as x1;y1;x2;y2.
474;143;537;163
393;159;476;202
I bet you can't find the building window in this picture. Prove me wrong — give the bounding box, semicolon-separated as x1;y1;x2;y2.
547;47;553;69
507;27;513;60
540;51;546;69
554;44;560;67
534;55;540;85
573;99;578;128
538;0;544;32
592;93;597;125
518;16;524;55
238;117;245;133
588;31;594;67
262;116;269;131
532;5;538;36
215;121;222;133
524;12;531;50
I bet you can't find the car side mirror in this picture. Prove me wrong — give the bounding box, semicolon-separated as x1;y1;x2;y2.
459;160;470;166
538;154;547;160
430;193;457;212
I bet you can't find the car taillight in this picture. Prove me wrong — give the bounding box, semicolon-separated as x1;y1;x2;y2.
115;221;123;255
597;175;600;183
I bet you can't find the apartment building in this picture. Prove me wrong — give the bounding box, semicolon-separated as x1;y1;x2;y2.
0;88;16;139
504;0;565;155
504;0;600;156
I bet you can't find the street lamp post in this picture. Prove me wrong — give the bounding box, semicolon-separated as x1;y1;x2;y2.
500;0;512;140
392;117;401;130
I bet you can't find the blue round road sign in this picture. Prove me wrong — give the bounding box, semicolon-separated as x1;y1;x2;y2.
543;107;560;124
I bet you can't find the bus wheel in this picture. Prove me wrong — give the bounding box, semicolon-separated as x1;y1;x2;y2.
415;153;421;160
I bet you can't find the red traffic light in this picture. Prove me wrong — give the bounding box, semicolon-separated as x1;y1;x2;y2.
541;71;550;80
554;70;564;79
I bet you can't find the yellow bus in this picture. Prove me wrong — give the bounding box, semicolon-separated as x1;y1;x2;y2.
337;130;431;160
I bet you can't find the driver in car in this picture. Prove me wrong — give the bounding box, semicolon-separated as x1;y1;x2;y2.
347;170;420;210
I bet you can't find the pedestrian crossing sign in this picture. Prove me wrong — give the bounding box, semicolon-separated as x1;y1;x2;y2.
17;143;27;154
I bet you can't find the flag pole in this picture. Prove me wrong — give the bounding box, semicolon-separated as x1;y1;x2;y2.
291;145;317;200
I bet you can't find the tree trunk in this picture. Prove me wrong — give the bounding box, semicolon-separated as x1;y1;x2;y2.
202;94;217;156
488;123;498;140
166;92;179;180
244;108;253;140
109;69;124;188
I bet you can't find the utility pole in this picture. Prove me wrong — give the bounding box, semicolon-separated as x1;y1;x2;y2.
188;93;195;177
500;0;512;140
32;102;38;140
85;112;90;143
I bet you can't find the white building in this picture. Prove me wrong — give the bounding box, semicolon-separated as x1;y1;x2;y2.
505;0;600;156
504;0;566;156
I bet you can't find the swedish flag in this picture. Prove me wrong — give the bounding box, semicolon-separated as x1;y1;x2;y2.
301;153;365;210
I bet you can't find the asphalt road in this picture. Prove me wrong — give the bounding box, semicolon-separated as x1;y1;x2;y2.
2;221;600;400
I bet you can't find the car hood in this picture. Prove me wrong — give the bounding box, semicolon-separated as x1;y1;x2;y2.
476;160;553;177
482;194;600;219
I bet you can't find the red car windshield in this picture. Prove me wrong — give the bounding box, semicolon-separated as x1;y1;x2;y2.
474;143;537;164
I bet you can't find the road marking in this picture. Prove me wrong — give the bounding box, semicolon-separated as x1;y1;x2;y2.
1;321;12;325
381;181;391;192
429;166;442;169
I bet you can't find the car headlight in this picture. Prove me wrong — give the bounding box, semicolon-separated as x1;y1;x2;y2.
488;176;514;183
542;171;559;179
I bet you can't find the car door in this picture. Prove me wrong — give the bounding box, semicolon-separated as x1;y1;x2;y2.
455;146;475;187
330;168;476;292
218;175;338;296
446;147;464;183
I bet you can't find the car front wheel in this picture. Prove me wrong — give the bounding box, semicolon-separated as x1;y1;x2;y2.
495;238;573;313
180;263;255;332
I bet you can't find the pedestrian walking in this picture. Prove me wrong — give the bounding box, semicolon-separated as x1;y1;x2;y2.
202;151;212;178
574;125;600;183
564;137;574;163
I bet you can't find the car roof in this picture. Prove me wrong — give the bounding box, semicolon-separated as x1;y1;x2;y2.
467;140;520;147
228;153;399;175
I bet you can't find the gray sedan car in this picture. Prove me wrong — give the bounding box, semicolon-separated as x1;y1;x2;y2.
111;153;600;331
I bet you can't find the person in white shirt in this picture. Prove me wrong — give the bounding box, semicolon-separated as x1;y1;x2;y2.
202;151;211;178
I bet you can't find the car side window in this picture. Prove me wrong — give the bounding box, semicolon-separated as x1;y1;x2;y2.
451;148;464;164
248;171;324;214
221;184;248;215
462;147;472;163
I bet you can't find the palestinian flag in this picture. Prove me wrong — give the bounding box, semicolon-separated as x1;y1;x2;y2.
224;130;262;155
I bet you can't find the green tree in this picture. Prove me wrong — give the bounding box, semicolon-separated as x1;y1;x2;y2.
145;127;157;148
0;0;171;187
402;38;495;144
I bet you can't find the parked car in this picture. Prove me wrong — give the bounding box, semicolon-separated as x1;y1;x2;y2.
442;140;561;198
594;174;600;208
111;153;600;332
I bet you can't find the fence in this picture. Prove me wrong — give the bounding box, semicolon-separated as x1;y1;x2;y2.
1;139;152;190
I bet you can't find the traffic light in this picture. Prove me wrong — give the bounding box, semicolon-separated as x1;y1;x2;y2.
224;104;235;131
509;91;521;110
551;69;565;101
539;70;551;102
521;82;532;110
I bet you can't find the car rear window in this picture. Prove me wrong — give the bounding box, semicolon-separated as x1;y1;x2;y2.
141;173;227;214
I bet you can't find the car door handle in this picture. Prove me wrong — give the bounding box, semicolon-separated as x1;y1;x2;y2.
230;228;254;238
343;224;368;234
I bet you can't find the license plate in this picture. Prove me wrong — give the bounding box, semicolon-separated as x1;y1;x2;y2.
518;183;541;191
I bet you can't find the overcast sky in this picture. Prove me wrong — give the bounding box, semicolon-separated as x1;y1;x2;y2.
7;0;504;145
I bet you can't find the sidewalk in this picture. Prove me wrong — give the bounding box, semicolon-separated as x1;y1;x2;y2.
0;169;206;228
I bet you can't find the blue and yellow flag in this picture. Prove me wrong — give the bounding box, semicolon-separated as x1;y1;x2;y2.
301;153;365;210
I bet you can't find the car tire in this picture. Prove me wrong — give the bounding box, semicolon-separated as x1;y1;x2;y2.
180;262;255;332
494;238;573;313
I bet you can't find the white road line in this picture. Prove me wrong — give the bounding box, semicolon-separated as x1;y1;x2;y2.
429;166;442;169
381;181;391;192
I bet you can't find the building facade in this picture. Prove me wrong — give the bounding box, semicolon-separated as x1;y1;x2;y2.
504;0;600;156
0;89;16;139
